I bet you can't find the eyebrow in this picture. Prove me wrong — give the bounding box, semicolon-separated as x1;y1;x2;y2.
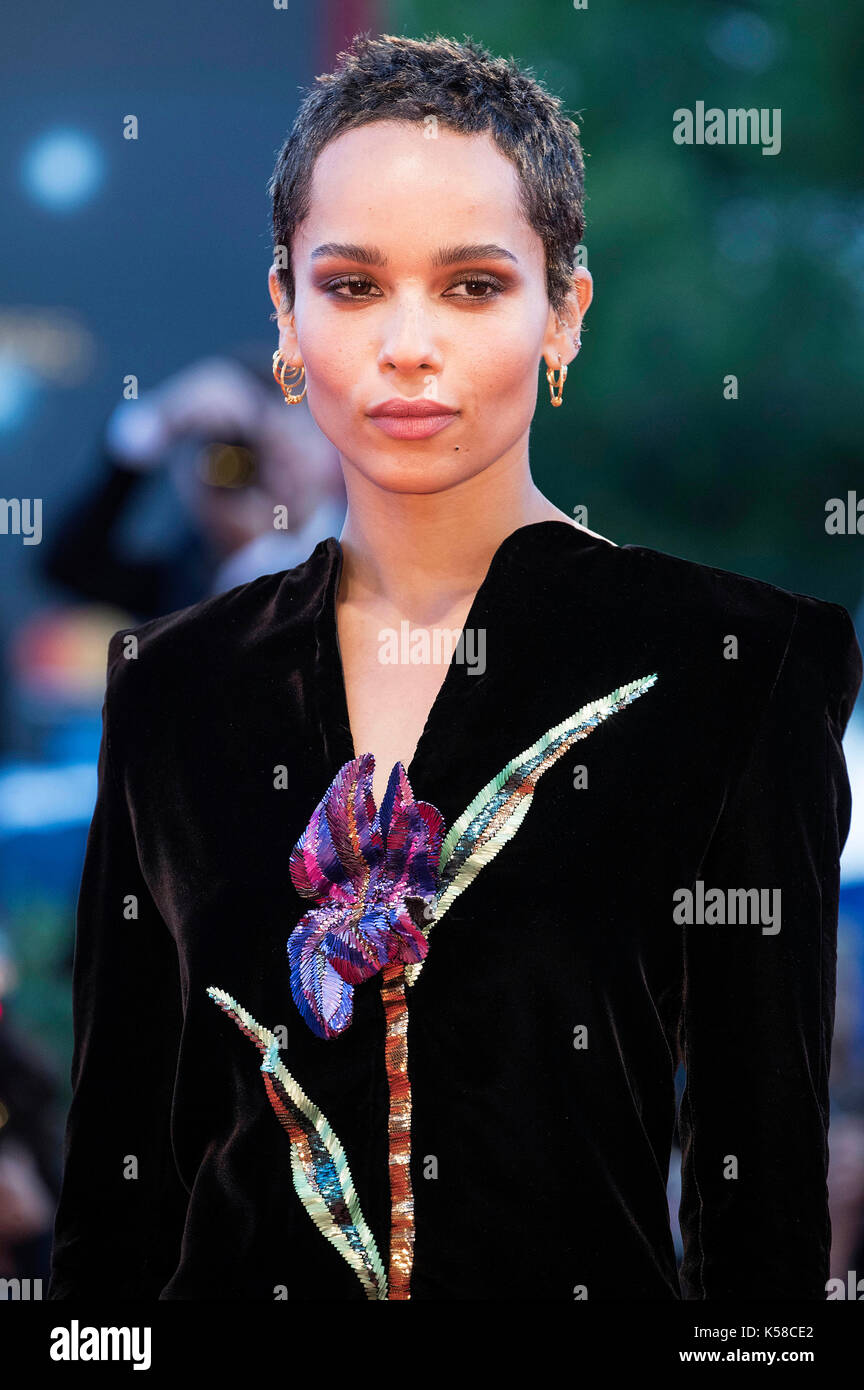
309;242;519;268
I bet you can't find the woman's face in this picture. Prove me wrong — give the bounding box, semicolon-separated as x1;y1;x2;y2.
268;120;591;495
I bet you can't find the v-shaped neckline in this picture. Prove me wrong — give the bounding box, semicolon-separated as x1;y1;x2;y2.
312;519;617;791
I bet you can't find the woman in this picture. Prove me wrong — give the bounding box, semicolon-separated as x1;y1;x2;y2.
48;33;861;1301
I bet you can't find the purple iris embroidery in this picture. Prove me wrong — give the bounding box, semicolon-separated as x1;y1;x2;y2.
287;754;445;1039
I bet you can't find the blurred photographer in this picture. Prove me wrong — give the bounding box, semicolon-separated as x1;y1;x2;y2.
43;352;346;621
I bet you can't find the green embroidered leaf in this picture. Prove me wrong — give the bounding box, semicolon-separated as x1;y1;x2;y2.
405;673;659;987
206;986;388;1300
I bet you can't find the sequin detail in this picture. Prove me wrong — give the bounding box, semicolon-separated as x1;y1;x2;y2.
210;670;659;1297
287;757;444;1038
404;672;659;986
205;986;388;1300
380;962;414;1299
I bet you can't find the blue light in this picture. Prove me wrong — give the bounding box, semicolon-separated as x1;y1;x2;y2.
0;362;39;432
21;129;104;211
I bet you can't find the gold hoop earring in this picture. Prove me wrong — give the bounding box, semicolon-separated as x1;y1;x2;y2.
272;349;307;404
547;357;567;408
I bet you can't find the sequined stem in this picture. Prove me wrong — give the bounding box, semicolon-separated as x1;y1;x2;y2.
380;962;414;1300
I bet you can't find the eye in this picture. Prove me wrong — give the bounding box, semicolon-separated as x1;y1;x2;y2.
444;275;505;301
321;273;506;302
323;275;381;300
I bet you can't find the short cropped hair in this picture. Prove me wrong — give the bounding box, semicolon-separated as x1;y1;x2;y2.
268;32;586;319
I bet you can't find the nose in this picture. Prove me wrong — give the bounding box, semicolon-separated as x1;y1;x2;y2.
376;290;444;381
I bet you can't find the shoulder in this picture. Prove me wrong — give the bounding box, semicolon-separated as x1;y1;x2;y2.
621;541;862;732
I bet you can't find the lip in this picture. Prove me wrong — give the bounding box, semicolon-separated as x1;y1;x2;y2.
369;413;458;440
366;397;459;441
367;398;459;418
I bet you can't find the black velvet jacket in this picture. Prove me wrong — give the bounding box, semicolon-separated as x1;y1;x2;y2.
47;520;862;1301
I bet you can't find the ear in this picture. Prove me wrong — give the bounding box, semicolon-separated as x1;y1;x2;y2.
268;264;301;358
542;266;593;375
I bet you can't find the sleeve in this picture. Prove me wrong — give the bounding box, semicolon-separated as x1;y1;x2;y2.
47;630;189;1299
677;595;863;1299
41;445;172;618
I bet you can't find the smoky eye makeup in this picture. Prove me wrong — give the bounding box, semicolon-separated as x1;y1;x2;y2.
315;270;512;302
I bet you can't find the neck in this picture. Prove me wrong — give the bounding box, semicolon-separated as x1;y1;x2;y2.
335;445;572;620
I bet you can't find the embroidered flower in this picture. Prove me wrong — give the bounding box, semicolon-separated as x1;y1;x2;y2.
211;673;659;1298
287;754;445;1039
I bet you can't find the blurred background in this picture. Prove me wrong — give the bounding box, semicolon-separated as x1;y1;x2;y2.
1;0;862;1292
